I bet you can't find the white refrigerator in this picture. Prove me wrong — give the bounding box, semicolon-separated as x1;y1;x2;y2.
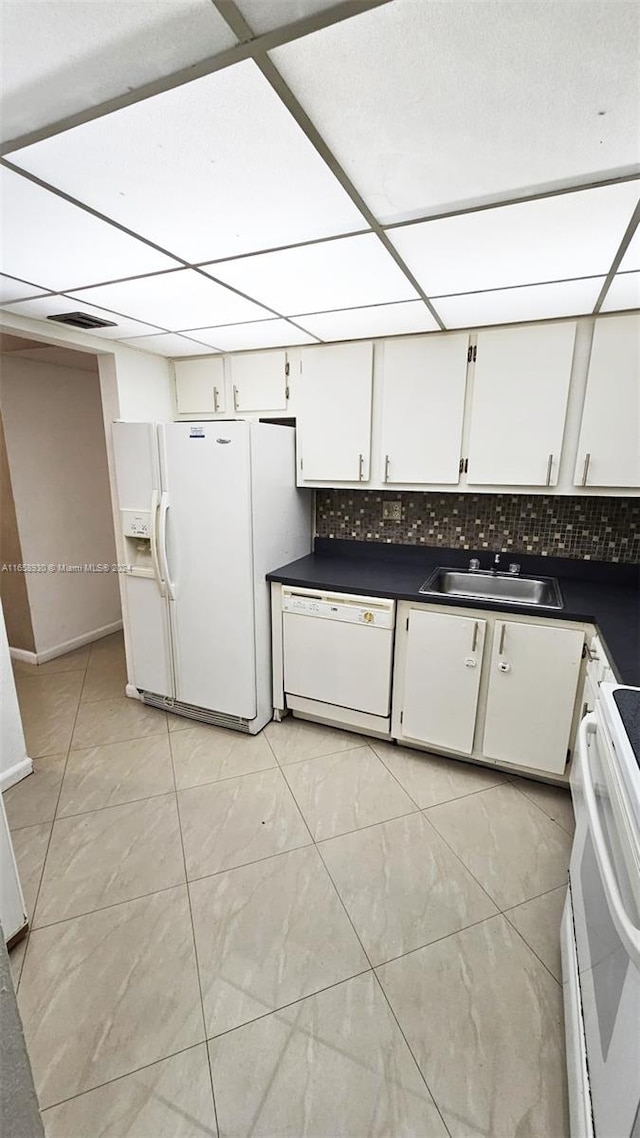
112;420;311;734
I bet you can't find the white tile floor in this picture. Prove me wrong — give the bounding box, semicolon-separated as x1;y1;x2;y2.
6;632;573;1137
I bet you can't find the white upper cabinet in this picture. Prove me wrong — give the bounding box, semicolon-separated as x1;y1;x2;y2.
175;357;226;415
379;334;469;484
466;322;576;485
297;342;373;483
227;350;289;412
574;314;640;488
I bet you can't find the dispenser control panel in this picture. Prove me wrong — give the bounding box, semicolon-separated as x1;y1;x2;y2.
122;510;151;539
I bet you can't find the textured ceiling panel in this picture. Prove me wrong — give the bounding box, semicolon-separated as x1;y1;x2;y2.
72;269;272;330
1;0;237;144
297;300;438;340
0;274;48;304
600;272;640;312
272;0;640;222
187;318;318;351
235;0;340;35
0;292;165;339
120;333;215;356
0;166;179;290
10;60;366;262
388;183;640;297
207;233;418;314
434;277;605;328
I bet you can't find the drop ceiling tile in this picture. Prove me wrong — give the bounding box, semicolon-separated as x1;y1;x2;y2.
73;270;271;331
388;183;640;297
207;233;418;315
0;293;165;340
617;222;640;272
188;319;317;352
120;333;215;357
298;300;439;341
0;166;179;292
0;275;48;304
1;0;236;145
600;272;640;312
11;60;366;263
434;278;605;329
236;0;339;35
272;0;640;223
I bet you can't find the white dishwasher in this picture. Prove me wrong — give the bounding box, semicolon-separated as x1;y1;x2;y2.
281;587;395;736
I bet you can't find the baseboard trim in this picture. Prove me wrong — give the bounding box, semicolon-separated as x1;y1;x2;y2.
9;620;123;665
0;757;33;792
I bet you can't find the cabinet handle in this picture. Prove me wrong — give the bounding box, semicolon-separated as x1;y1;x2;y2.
358;453;364;481
213;386;219;413
232;385;239;412
498;623;506;655
581;452;591;486
546;453;553;485
471;620;478;653
384;455;390;482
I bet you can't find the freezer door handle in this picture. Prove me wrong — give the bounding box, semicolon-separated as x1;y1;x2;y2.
158;492;175;600
149;490;165;597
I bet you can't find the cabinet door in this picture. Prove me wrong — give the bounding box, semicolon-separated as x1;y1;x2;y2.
175;358;225;414
298;342;373;482
227;350;288;412
483;620;584;774
574;315;640;487
380;334;469;484
401;609;485;754
467;323;576;485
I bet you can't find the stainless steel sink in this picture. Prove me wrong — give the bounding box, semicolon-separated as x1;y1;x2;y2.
419;567;563;608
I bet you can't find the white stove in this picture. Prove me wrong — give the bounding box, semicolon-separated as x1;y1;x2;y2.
562;685;640;1138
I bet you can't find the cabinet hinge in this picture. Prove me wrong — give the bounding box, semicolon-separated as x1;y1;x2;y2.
464;458;469;473
459;458;464;474
285;361;290;377
582;642;587;659
285;385;290;399
473;345;477;362
405;617;409;631
400;711;404;724
467;345;473;364
300;457;303;471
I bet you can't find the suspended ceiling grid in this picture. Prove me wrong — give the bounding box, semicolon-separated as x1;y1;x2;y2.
0;0;638;358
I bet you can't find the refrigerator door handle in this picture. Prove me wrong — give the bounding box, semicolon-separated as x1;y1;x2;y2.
149;490;165;597
158;492;175;600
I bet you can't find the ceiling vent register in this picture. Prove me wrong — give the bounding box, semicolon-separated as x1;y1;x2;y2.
46;311;117;329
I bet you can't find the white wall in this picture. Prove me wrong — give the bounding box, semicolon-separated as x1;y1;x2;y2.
0;601;30;789
0;355;121;656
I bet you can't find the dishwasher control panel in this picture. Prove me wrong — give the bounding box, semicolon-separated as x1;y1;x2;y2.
282;588;395;629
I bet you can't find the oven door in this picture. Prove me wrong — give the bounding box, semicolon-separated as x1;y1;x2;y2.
570;713;640;1138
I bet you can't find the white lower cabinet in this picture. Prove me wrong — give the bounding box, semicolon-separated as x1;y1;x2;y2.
393;603;587;779
400;609;485;754
482;620;585;775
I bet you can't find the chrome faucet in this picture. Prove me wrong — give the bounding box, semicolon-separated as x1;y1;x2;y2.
508;562;521;575
469;557;480;571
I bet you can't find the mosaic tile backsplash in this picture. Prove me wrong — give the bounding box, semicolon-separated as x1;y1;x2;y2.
315;491;640;564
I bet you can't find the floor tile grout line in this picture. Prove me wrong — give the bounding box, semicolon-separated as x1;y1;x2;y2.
39;1040;209;1116
24;879;188;933
371;969;454;1138
14;651;92;988
371;742;511;811
502;911;564;989
50;786;180;824
168;726;221;1138
506;777;575;836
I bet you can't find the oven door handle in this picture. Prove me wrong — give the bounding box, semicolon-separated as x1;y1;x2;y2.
577;714;640;968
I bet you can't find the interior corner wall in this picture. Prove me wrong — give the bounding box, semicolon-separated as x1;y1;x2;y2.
0;412;35;651
0;355;121;656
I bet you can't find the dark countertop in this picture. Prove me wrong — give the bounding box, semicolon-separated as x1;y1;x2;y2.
268;539;640;686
